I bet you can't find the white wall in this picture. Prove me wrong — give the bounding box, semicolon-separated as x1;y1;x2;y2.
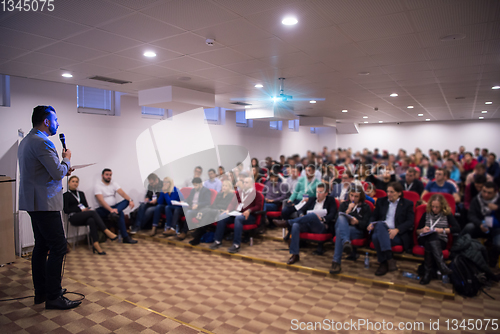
337;120;500;156
0;76;335;208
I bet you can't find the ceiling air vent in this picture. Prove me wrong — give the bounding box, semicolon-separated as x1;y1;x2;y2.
230;102;252;106
89;76;131;84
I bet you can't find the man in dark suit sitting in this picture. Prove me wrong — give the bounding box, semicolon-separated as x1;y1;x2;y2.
179;177;212;240
367;182;415;276
275;183;337;265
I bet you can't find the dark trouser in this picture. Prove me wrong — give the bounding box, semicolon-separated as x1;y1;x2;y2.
372;222;403;263
288;213;326;255
281;200;300;220
214;214;257;246
96;200;129;238
462;223;500;247
134;203;156;229
68;210;107;243
417;232;447;250
28;211;67;301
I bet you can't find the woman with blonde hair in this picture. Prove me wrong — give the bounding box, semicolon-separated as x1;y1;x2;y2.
150;177;183;236
416;194;460;284
63;176;117;255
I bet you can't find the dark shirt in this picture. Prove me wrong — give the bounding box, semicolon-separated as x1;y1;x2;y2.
63;190;90;214
145;180;164;200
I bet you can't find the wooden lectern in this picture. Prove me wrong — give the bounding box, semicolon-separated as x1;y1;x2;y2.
0;176;16;265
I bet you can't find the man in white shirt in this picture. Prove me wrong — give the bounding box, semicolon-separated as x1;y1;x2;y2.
183;166;203;188
95;168;137;244
203;168;222;192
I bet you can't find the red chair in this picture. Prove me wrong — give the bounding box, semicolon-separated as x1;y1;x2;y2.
160;187;192;225
375;189;387;198
365;200;375;212
255;183;265;193
362;182;375;192
411;204;452;259
299;198;339;255
403;190;420;210
422;192;455;215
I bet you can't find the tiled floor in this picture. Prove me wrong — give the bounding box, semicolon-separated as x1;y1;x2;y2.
1;233;499;334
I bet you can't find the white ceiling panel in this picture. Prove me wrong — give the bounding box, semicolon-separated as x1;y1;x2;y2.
425;41;484;60
102;71;152;83
128;65;181;78
325;56;378;71
99;13;185;43
0;45;29;59
389;71;435;81
141;0;238;31
116;45;182;63
0;61;54;77
15;52;78;69
106;0;162;11
307;44;367;63
158;56;214;72
312;0;405;24
485;39;500;55
281;62;335;77
87;54;147;71
232;38;299;59
357;34;421;55
430;56;482;70
63;62;117;76
382;61;431;74
404;0;461;10
259;52;316;69
371;49;427;66
152;33;223;56
37;42;107;62
65;30;141;53
222;59;276;75
191;48;252;66
190;67;239;80
0;27;55;50
44;0;134;26
338;12;413;42
418;23;489;48
193;19;274;47
213;0;301;16
0;12;89;40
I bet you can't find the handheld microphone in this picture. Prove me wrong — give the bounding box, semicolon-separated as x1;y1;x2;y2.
59;133;67;150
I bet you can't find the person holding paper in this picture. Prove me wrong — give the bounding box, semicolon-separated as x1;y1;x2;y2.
130;173;163;234
274;183;337;265
461;182;500;268
281;165;320;220
416;194;459;285
330;185;371;274
150;177;183;237
175;177;212;240
210;177;263;253
63;176;118;255
367;182;414;276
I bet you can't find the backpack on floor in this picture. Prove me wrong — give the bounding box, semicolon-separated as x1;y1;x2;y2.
200;231;215;243
450;254;493;299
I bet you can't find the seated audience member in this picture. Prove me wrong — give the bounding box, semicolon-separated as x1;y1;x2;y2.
64;176;117;255
479;148;489;164
486;153;500;180
419;156;436;182
179;178;212;240
252;166;265;184
461;182;500;267
464;174;486;211
367;182;414;276
183;166;203;188
189;180;236;246
204;168;222;192
274;183;337;265
357;163;370;182
443;169;459;194
465;163;493;186
331;171;354;202
430;152;443;168
300;162;322;181
444;158;461;183
151;177;182;237
282;165;320;220
210;177;264;253
330;185;371;274
263;173;288;213
458;146;466;161
461;152;478;177
95;168;137;244
421;168;460;204
131;173;163;234
399;167;424;196
416;194;459;284
366;168;396;193
218;166;227;180
395;158;410;178
283;165;300;195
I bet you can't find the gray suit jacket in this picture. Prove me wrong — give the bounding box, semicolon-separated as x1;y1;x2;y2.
18;128;71;211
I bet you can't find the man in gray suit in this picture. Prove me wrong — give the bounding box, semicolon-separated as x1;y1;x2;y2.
18;105;81;310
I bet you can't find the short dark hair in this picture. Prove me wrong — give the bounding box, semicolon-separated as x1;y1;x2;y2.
147;173;159;181
350;184;366;203
102;168;112;175
474;174;487;184
490;153;497;159
484;181;498;192
306;164;316;171
192;177;202;184
32;105;55;127
195;166;202;171
317;182;329;193
388;181;403;196
208;168;216;174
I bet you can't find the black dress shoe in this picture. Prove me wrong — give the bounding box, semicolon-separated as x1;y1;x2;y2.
122;236;138;244
287;254;300;265
274;219;289;228
45;295;81;310
34;288;67;305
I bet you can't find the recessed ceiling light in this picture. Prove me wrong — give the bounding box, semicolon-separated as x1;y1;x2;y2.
492;86;500;90
485;101;492;104
282;17;298;25
342;109;348;113
272;97;280;102
439;33;466;41
358;71;370;76
178;76;191;81
425;119;430;121
254;83;263;88
61;73;73;78
418;114;423;116
364;121;368;123
379;121;383;123
481;110;487;113
407;105;414;109
390;93;398;97
479;116;484;119
309;100;316;104
244;105;251;108
363;116;368;119
143;51;156;58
